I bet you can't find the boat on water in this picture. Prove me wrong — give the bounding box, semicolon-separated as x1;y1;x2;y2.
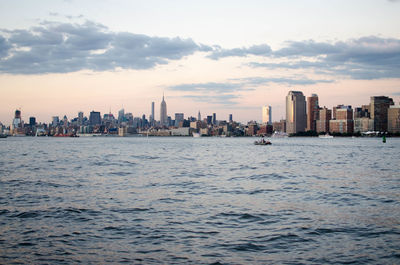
192;132;201;138
318;133;333;139
254;139;272;145
0;134;7;138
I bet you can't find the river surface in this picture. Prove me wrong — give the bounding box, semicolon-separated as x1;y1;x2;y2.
0;136;399;264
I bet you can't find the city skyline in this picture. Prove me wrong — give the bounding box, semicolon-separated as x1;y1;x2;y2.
1;1;400;123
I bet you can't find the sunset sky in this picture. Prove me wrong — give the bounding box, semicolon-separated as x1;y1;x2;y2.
1;0;399;124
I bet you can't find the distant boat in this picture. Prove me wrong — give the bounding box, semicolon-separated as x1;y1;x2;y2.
192;133;201;138
318;133;333;139
254;139;272;145
0;134;7;138
272;131;288;138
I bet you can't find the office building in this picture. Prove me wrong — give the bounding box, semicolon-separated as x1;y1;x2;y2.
316;107;332;133
286;91;307;134
229;114;233;123
89;111;101;126
307;94;319;131
212;113;216;125
370;96;394;132
29;117;36;127
150;102;155;124
262;105;272;124
160;94;168;127
207;115;212;125
174;113;184;127
329;107;353;134
388;104;400;133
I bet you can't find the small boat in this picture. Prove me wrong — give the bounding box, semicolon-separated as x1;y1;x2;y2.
0;134;7;138
318;133;333;139
254;139;272;145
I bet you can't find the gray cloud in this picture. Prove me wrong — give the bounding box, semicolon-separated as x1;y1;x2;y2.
0;20;210;74
248;36;400;79
208;44;272;60
182;94;240;105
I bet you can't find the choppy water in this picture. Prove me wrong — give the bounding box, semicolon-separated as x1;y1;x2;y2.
0;136;399;264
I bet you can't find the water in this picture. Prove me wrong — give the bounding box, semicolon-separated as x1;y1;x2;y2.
0;136;399;264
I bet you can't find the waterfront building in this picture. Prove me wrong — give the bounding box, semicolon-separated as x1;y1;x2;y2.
370;96;394;132
52;116;59;127
207;115;212;125
329;107;354;134
307;94;319;131
272;119;286;132
118;108;125;123
262;105;272;125
354;117;374;133
78;111;84;126
160;94;168;127
286;91;307;134
29;117;36;127
174;113;184;127
316;107;332;133
388;104;400;133
89;111;101;126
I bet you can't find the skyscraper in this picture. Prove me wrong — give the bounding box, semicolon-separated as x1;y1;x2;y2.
307;94;319;131
160;93;168;127
150;102;155;124
174;113;184;127
212;113;216;125
286;91;306;134
89;111;101;126
198;111;201;121
229;114;233;123
118;108;125;123
262;105;272;124
370;96;394;132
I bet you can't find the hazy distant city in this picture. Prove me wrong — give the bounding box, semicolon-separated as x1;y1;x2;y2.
2;91;399;137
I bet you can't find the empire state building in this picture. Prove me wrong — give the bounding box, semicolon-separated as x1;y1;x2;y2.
160;93;168;126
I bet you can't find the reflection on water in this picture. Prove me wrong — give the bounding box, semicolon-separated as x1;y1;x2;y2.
0;137;399;264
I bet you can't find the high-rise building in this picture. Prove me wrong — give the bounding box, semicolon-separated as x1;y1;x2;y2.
388;104;400;133
198;111;201;121
160;94;168;127
207;115;212;125
307;94;319;131
12;109;23;133
212;113;216;125
286;91;307;134
150;102;155;124
89;111;101;126
118;108;125;123
316;107;331;133
78;111;84;125
29;117;36;127
52;116;59;127
370;96;394;132
262;105;272;124
229;114;233;123
174;113;184;127
329;107;354;134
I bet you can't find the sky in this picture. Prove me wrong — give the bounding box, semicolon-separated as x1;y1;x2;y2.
0;0;400;124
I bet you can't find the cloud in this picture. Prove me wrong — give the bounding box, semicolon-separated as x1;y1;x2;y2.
208;44;272;60
248;36;400;79
182;94;240;105
169;82;247;93
236;77;334;86
0;20;210;74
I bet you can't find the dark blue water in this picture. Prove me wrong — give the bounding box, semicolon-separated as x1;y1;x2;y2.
0;136;399;264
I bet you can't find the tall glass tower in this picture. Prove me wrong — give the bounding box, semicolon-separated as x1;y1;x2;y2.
286;91;306;134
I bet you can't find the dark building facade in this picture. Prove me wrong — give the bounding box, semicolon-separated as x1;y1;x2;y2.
370;96;394;132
